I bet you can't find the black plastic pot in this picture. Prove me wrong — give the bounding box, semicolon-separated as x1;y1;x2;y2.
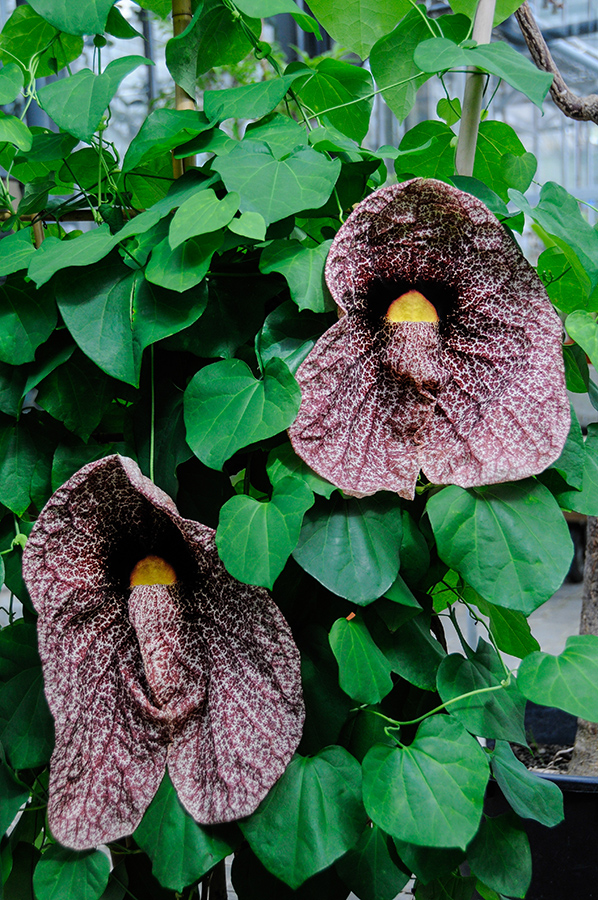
485;773;598;899
484;704;598;899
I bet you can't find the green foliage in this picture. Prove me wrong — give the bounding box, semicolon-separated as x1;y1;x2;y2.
165;0;260;93
518;635;598;721
336;824;411;900
329;614;394;704
134;773;237;891
216;476;314;587
307;0;411;59
293;493;403;603
437;640;527;743
38;56;150;142
490;741;564;828
427;481;573;614
32;846;111;900
259;239;334;312
0;0;593;895
240;746;367;888
362;716;490;848
184;358;301;469
0;622;54;768
467;813;531;899
27;0;116;35
212;142;341;223
413;38;552;109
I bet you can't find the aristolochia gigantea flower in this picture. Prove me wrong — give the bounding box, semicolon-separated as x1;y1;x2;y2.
22;455;304;850
289;178;570;499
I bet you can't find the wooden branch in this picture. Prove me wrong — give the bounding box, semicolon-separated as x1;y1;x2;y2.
455;0;497;176
515;0;598;123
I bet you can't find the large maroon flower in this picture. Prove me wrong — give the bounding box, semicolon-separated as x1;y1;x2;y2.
22;455;304;850
289;178;570;499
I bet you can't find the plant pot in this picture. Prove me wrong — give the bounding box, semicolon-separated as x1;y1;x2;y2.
483;704;598;899
485;772;598;899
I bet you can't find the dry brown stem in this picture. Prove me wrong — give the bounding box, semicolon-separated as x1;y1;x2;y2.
515;0;598;123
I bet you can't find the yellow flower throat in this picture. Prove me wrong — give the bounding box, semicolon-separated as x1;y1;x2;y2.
386;290;439;324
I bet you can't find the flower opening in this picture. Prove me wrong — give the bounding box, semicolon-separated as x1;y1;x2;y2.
22;455;304;850
289;178;570;499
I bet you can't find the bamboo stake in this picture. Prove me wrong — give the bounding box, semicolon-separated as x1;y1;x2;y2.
172;0;196;177
32;218;45;247
454;0;497;177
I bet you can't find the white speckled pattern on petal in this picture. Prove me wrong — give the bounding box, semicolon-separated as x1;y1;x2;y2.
22;455;304;850
288;178;570;498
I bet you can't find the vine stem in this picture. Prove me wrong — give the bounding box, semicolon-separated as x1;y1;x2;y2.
149;344;156;484
364;676;511;734
455;0;497;176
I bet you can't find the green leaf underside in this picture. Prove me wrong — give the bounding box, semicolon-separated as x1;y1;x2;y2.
38;56;148;142
0;62;24;105
414;39;552;109
27;0;116;35
517;634;598;722
362;716;489;848
510;182;598;292
427;481;573;614
123;109;215;171
0;6;84;78
204;72;305;122
307;0;411;59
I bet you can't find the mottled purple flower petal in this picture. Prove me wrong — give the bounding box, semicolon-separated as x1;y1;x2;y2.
289;178;569;498
22;455;304;849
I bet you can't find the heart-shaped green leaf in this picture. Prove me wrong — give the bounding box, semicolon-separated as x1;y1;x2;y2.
362;716;489;849
215;477;314;588
517;634;598;722
437;639;527;743
134;772;236;892
32;846;110;900
184;357;301;469
240;746;367;889
213;141;341;224
293;493;403;604
260;239;333;312
427;480;573;614
169;190;239;249
329;615;394;705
